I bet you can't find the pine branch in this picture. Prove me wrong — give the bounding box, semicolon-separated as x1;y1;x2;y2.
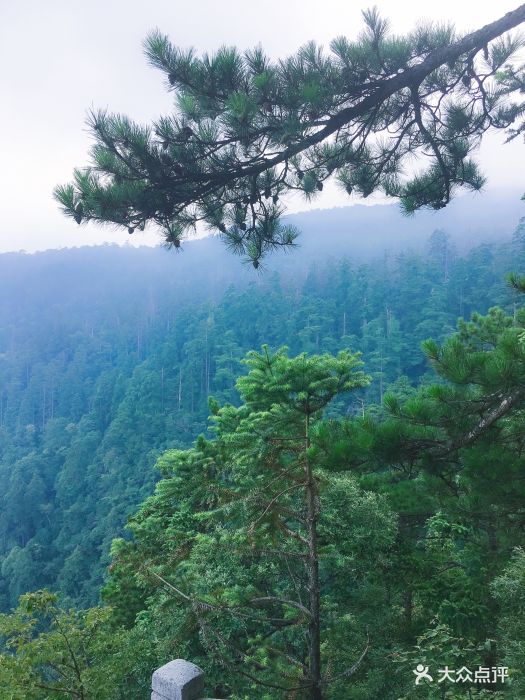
56;6;525;262
434;385;525;457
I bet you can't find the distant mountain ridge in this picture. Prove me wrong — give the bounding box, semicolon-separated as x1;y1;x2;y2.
285;188;524;259
1;189;522;387
2;189;523;292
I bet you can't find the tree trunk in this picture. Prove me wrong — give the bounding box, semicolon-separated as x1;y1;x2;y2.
305;413;323;700
403;589;413;638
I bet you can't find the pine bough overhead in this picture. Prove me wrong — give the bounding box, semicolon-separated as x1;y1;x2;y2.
55;6;525;265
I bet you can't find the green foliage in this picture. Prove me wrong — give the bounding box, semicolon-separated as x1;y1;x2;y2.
492;549;525;696
0;590;148;699
103;299;525;696
55;10;525;263
395;622;506;699
103;347;397;698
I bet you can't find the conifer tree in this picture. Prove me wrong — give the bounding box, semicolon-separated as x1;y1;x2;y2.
106;348;391;699
54;7;525;265
314;298;525;693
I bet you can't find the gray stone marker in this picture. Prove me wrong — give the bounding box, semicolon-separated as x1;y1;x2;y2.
151;659;205;700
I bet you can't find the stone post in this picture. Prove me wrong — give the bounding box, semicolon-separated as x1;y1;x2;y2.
151;659;205;700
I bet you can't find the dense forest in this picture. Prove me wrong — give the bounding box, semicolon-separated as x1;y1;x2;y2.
4;0;525;695
0;200;524;697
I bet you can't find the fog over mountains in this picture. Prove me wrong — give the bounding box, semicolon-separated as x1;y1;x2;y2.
4;188;523;294
287;188;525;257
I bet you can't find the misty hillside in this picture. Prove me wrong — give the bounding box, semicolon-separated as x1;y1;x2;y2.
287;188;525;257
0;202;524;614
5;189;524;292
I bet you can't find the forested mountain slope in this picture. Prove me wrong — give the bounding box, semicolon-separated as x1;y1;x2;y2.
0;201;523;612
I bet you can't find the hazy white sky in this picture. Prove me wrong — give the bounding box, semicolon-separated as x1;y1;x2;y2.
1;0;524;253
